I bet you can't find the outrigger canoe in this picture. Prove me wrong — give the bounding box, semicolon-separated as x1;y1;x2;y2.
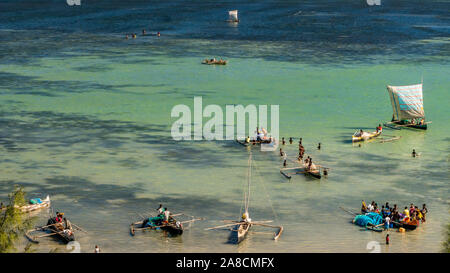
385;83;431;130
384;120;429;130
26;217;76;244
393;219;419;231
352;129;382;142
1;195;50;213
130;215;184;236
202;59;227;65
280;159;326;180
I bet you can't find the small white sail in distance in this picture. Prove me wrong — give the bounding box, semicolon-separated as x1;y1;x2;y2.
228;10;238;22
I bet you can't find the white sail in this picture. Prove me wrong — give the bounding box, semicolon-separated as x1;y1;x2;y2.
228;10;238;22
387;84;425;121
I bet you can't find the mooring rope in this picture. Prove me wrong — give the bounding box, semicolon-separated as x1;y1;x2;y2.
251;157;281;225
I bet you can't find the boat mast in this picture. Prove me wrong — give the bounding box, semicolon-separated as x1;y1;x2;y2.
245;152;252;214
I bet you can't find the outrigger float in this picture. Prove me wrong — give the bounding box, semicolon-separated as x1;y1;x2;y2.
384;83;431;130
206;152;283;243
25;215;86;243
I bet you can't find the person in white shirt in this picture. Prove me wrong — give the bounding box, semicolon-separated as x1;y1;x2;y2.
163;208;170;222
157;204;164;214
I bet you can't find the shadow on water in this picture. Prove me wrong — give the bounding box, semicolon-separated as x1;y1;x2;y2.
0;1;449;66
0;176;274;222
0;71;149;97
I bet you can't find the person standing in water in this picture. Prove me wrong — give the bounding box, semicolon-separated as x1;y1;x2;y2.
412;149;417;157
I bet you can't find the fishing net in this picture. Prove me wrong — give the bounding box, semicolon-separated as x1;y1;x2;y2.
353;212;383;227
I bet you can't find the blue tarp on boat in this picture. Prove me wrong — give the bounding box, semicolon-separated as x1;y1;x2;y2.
353;212;383;227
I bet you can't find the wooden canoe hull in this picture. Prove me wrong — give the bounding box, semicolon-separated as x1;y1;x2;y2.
236;139;273;146
352;130;382;142
1;196;50;213
385;121;428;130
46;218;75;243
228;222;250;244
202;60;227;65
393;221;418;231
131;219;184;236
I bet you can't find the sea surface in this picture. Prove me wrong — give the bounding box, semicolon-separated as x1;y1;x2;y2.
0;0;449;253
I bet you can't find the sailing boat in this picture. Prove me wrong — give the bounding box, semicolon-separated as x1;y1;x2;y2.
205;152;283;244
227;10;239;23
384;83;431;130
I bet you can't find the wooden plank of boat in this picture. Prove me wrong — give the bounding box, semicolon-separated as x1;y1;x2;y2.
280;170;292;179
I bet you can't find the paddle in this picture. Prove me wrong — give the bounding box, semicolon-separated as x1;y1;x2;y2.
205;223;238;231
71;223;88;233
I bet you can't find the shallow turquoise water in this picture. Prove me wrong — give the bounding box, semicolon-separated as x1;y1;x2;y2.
0;0;449;252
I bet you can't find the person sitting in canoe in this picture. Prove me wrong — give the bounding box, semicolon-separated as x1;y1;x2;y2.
156;204;165;214
361;200;368;214
55;212;64;223
241;212;251;223
261;128;268;140
163;208;171;223
376;124;382;132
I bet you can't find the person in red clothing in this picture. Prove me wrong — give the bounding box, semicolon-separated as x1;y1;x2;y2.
376;124;382;132
55;212;63;223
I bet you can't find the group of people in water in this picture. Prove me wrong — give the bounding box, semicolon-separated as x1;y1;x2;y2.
125;29;160;39
278;137;326;175
361;200;428;229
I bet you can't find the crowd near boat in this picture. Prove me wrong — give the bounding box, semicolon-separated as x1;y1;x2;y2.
347;201;428;233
